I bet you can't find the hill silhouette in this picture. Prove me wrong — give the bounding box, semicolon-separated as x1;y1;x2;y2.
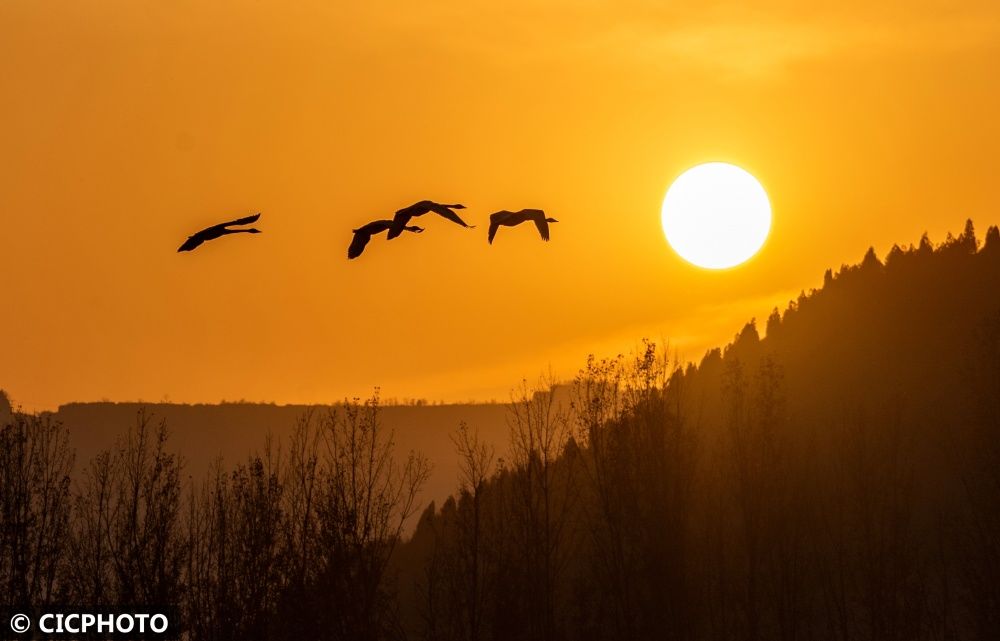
3;221;1000;640
670;219;1000;493
394;219;1000;641
49;400;512;531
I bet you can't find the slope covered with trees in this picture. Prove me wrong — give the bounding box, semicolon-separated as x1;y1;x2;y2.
394;220;1000;641
2;221;999;640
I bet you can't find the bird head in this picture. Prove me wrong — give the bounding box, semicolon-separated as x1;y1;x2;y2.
546;217;559;223
247;228;262;234
408;226;426;233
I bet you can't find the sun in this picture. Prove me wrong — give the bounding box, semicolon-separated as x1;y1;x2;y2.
661;162;771;269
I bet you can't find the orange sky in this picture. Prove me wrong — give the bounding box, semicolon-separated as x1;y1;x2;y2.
2;0;999;411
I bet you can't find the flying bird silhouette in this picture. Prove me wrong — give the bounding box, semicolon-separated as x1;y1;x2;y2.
387;201;472;239
488;209;558;244
348;219;424;259
178;213;262;252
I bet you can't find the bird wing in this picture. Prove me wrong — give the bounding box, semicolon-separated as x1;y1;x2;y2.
531;211;550;241
347;230;372;259
429;204;473;228
216;212;261;228
386;211;411;240
193;212;261;239
395;201;426;216
356;219;392;235
488;211;514;244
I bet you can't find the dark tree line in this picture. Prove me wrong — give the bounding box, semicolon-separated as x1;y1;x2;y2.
396;221;1000;641
0;395;428;641
3;221;1000;640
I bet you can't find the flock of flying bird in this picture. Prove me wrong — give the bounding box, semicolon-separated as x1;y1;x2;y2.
176;201;560;258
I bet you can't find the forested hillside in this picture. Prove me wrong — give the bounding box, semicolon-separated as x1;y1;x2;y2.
394;220;1000;641
3;221;999;640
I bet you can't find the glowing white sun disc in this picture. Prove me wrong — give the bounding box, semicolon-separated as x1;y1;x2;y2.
661;162;771;269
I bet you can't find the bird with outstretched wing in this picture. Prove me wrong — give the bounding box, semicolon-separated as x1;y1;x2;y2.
487;209;558;244
348;219;424;259
386;200;473;239
178;213;262;252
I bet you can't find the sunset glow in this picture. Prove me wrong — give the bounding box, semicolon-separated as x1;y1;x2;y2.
2;1;999;410
4;3;1000;638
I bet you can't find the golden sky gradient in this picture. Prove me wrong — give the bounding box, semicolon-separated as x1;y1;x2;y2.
2;0;999;411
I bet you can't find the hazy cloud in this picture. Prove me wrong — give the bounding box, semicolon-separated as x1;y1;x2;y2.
345;0;1000;77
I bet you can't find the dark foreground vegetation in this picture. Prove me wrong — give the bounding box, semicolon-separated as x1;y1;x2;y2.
3;220;1000;640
